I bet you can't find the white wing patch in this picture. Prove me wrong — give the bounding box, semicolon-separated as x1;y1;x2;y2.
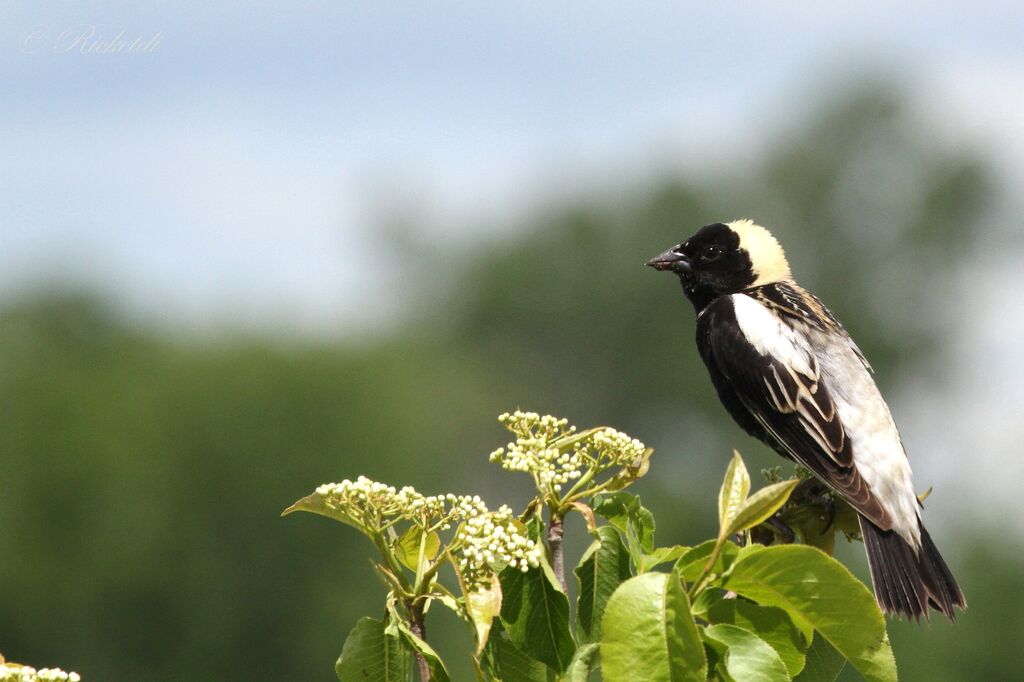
732;295;841;457
732;293;921;548
731;294;814;374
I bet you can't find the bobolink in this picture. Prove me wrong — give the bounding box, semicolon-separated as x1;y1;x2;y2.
647;220;965;621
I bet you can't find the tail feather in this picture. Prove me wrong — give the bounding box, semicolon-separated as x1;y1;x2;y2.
859;516;966;622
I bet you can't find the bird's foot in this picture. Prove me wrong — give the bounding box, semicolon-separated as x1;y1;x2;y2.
765;516;796;544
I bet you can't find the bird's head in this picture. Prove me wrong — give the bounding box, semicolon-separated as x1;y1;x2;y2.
646;220;791;305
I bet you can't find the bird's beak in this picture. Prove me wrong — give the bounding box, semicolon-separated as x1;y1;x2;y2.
645;248;692;273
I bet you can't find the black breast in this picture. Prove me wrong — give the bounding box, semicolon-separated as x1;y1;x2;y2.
695;296;787;458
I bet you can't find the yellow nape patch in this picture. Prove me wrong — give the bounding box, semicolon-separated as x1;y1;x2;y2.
728;219;791;285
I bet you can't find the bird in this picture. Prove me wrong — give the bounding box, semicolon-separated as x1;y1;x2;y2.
646;219;965;621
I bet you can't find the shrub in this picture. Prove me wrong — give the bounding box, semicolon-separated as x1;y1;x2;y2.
285;411;895;682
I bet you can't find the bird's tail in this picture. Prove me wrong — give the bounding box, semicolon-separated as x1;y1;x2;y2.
859;515;966;622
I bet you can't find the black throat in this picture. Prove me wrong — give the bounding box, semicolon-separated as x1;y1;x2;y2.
678;275;719;315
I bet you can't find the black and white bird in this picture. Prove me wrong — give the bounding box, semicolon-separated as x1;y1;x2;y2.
646;219;965;621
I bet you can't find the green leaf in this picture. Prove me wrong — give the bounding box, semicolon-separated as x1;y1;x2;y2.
676;539;740;583
707;598;807;677
522;515;545;542
552;426;608;453
468;574;503;654
282;492;364;532
427;584;461;615
722;545;896;682
793;633;846;682
777;504;836;555
832;501;862;539
638;545;689;573
394;525;441;572
690;586;725;617
601;571;706;682
574;525;632;642
499;563;576;672
592;492;655;554
335;617;411;682
397;621;451;682
724;479;800;539
605;447;654;491
484;622;559;682
565;642;600;682
703;623;791;682
370;562;407;596
718;451;751;534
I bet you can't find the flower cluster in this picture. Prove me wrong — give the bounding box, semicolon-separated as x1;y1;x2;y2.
489;411;581;491
457;504;542;590
489;411;647;495
308;476;540;588
0;665;80;682
590;428;647;469
314;477;448;525
311;477;508;537
497;411;576;442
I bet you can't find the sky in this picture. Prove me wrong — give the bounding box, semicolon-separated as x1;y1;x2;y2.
2;1;1023;334
2;2;1023;522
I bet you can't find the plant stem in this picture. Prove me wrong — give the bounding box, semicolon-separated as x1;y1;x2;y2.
687;536;726;600
372;534;414;595
408;599;431;682
413;556;446;597
561;465;597;502
547;510;567;592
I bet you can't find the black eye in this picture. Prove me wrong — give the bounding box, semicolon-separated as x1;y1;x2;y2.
701;245;724;262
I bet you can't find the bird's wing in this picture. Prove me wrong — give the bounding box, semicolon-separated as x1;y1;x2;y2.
704;293;894;530
748;282;873;372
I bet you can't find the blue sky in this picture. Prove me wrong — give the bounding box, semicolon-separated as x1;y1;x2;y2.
2;1;1022;333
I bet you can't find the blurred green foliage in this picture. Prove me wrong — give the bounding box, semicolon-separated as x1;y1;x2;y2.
1;83;1017;680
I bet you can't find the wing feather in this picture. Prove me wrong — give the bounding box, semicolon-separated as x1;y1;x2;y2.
705;294;893;530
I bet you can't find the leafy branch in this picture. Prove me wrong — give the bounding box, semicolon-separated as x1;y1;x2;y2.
284;410;898;682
